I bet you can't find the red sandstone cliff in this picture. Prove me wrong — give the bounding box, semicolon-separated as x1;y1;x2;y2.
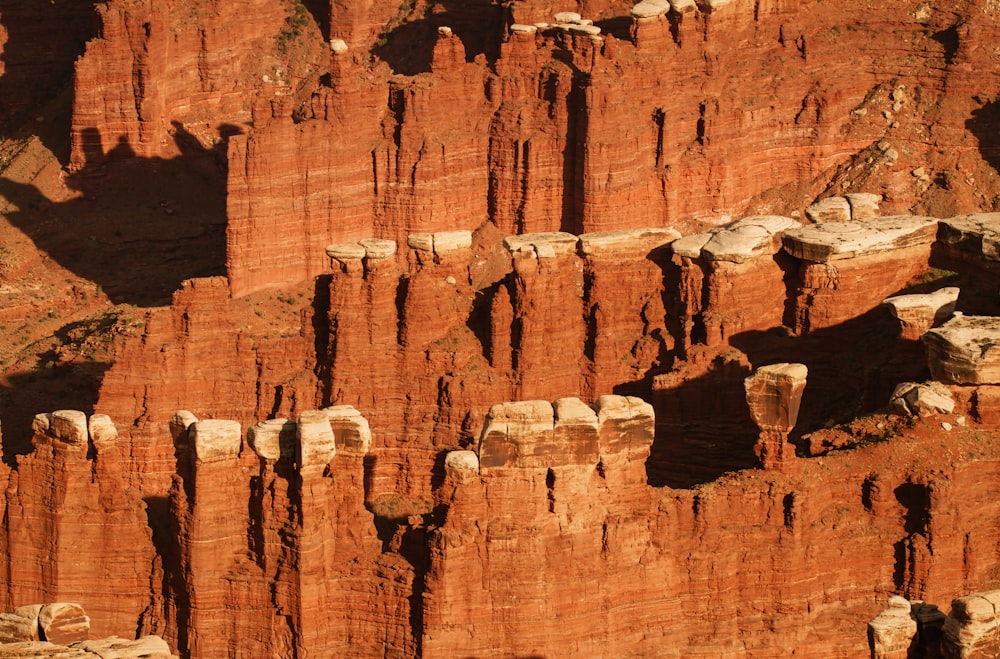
4;0;1000;657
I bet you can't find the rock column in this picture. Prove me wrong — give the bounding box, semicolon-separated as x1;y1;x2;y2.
744;363;807;469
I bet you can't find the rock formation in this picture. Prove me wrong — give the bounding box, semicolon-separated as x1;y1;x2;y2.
5;0;1000;657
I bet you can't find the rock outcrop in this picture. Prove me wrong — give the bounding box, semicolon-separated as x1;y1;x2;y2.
744;362;807;469
923;314;1000;385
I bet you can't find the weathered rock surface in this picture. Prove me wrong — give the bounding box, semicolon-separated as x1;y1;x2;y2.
941;591;1000;659
924;314;1000;385
883;287;960;340
867;596;916;659
890;381;956;418
744;363;807;469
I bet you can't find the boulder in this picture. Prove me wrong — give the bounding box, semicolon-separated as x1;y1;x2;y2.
744;363;808;433
889;381;955;417
37;603;89;645
845;192;882;219
923;314;1000;384
805;196;851;223
882;287;959;339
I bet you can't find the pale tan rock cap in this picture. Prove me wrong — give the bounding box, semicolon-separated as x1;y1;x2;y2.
578;227;680;256
937;213;1000;262
191;419;241;463
50;410;88;446
324;405;372;456
744;363;808;433
805;196;851;223
444;450;480;483
671;216;797;263
359;238;397;260
782;215;938;262
942;590;1000;656
868;596;916;659
883;287;959;340
631;0;670;18
248;418;296;461
503;232;577;258
923;313;1000;384
87;414;118;452
297;410;336;468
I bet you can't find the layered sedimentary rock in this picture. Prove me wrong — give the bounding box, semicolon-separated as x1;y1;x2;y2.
941;591;1000;658
868;596;917;659
883;287;959;340
783;216;938;332
0;412;153;640
744;362;807;469
923;314;1000;385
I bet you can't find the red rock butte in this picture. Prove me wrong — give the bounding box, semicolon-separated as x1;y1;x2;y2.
2;0;1000;657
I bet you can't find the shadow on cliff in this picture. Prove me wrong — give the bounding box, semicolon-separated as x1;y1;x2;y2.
371;0;505;75
0;358;110;463
0;0;100;155
967;98;1000;175
0;124;233;307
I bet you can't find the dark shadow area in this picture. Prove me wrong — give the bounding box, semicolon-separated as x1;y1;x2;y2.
299;0;330;40
0;124;233;307
139;495;182;639
645;353;758;488
0;1;100;156
931;24;959;66
0;359;109;464
594;16;633;40
371;0;505;75
967;98;1000;175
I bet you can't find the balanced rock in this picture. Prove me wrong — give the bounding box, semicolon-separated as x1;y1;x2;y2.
923;314;1000;384
889;381;955;417
868;596;916;659
882;287;959;340
744;363;808;433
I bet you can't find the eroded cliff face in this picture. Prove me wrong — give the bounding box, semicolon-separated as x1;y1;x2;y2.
3;0;1000;657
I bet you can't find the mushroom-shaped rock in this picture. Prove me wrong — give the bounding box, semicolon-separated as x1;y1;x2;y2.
805;196;851;223
38;603;90;645
744;363;808;433
87;414;118;452
326;243;366;264
889;381;955;417
941;590;1000;657
247;418;296;461
701;216;799;263
923;314;1000;385
50;410;88;446
444;450;480;483
324;405;372;456
883;287;959;340
631;0;670;17
577;227;679;256
359;238;397;260
845;192;882;219
782;216;938;262
190;419;241;463
868;596;917;659
296;410;336;468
